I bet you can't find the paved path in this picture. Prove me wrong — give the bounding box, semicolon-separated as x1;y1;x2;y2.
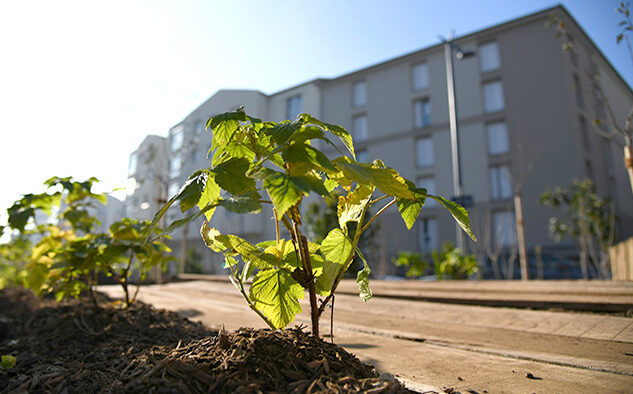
101;280;633;393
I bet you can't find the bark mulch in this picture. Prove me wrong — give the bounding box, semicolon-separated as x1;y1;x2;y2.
0;287;410;393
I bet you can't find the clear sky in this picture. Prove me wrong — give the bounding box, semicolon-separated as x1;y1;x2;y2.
0;0;630;229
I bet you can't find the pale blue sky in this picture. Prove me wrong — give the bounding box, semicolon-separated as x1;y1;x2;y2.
0;0;630;227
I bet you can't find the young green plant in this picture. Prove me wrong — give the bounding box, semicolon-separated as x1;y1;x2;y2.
149;107;476;337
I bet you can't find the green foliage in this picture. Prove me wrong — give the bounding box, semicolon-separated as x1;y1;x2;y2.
392;251;429;278
0;235;31;289
4;177;173;307
432;243;479;280
150;108;476;336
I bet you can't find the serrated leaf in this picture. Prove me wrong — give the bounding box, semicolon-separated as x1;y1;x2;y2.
264;239;294;262
197;175;221;220
333;157;413;199
397;187;427;230
263;121;303;145
429;194;477;241
180;170;208;212
282;143;337;174
249;268;304;329
259;169;311;217
337;184;374;230
321;228;353;266
213;157;256;196
301;114;355;159
200;223;277;269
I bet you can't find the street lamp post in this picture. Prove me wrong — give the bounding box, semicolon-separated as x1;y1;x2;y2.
442;35;474;251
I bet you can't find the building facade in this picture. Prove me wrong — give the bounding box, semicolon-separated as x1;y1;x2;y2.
158;6;633;278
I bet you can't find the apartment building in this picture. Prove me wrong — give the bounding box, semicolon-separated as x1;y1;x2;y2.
126;135;169;221
159;5;633;277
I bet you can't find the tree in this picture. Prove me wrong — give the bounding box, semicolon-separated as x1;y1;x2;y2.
548;5;633;194
540;179;614;279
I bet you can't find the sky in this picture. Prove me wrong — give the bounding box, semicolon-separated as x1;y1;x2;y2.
0;0;631;229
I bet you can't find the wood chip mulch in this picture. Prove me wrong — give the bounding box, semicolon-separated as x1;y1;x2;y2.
0;287;411;393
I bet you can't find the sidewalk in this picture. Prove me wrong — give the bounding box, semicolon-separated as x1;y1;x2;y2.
101;279;633;393
180;274;633;313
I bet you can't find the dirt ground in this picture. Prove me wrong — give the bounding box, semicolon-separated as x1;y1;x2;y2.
0;287;409;393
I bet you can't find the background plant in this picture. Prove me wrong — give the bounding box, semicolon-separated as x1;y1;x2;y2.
149;107;476;337
5;177;173;307
392;251;429;278
432;242;479;280
540;179;614;279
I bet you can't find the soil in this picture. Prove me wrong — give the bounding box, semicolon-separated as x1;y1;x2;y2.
0;287;410;393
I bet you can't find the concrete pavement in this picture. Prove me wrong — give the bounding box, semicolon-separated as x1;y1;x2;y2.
100;279;633;393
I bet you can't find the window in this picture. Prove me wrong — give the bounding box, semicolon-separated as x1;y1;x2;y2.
195;121;205;135
412;63;429;90
286;95;302;120
416;177;437;206
168;181;180;198
128;153;137;175
414;99;431;128
486;122;509;155
192;149;201;163
483;81;504;113
169;155;181;179
170;126;184;152
419;218;438;252
416;137;434;167
579;116;590;151
479;41;500;72
492;211;516;247
353;81;367;108
490;165;512;199
573;74;584;108
356;149;369;163
353;115;368;141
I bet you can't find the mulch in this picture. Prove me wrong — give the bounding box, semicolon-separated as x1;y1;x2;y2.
0;287;411;393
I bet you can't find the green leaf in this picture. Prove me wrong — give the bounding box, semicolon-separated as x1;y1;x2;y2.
197;174;221;220
200;223;277;269
180;170;208;212
356;250;372;302
397;187;427;230
301;114;355;159
223;255;238;269
337;184;374;230
321;228;353;266
218;192;262;214
333;157;413;199
429;195;477;241
263;121;303;145
282;143;337;174
213;157;256;196
315;257;341;296
355;249;372;298
249;268;304;329
259;169;311;217
1;355;16;369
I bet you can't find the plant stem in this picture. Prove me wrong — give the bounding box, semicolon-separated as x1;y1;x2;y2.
360;198;397;235
227;260;276;330
273;207;280;244
292;217;319;337
369;195;389;207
